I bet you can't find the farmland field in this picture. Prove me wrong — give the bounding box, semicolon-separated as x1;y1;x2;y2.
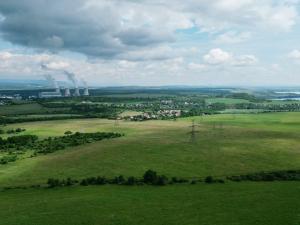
1;112;300;225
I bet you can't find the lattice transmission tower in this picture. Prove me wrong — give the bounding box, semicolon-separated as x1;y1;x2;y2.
188;120;199;143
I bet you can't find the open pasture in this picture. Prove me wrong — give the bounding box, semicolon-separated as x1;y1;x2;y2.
1;112;300;187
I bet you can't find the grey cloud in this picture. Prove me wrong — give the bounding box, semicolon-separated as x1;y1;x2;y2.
0;0;298;61
0;0;175;58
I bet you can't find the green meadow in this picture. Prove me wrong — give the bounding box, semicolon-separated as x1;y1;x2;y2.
1;183;300;225
1;112;300;224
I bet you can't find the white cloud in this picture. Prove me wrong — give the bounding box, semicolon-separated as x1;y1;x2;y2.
188;62;207;70
288;49;300;60
43;61;70;70
256;5;298;32
203;48;232;65
0;51;13;60
214;31;251;44
0;0;298;60
203;48;258;67
233;55;258;66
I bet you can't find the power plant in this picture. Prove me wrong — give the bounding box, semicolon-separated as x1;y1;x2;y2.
64;88;71;97
83;87;89;96
74;88;80;97
39;87;89;98
39;88;62;98
39;72;89;98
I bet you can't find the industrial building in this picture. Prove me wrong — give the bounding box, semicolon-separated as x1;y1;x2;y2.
39;88;62;98
39;87;89;98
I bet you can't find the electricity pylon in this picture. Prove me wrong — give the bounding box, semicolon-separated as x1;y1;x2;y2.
188;120;199;143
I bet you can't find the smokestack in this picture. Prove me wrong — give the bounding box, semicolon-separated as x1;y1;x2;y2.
74;88;80;97
64;88;71;97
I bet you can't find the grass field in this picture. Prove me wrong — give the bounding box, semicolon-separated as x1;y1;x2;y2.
1;182;300;225
119;110;143;117
1;112;300;225
0;103;68;115
1;112;300;186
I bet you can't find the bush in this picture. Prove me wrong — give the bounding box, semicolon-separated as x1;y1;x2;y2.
0;155;17;164
112;175;126;184
47;178;62;188
204;176;214;183
95;176;107;185
143;169;158;184
171;177;189;183
227;170;300;182
126;176;138;185
190;180;197;185
156;175;168;186
80;179;89;186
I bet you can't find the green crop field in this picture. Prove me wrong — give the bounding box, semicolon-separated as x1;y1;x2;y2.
1;112;300;225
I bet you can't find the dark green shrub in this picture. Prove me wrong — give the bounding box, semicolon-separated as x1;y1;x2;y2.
143;169;158;184
205;176;214;183
126;176;138;185
156;175;168;186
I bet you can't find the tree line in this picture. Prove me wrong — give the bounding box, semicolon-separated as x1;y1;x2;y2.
227;170;300;182
0;132;123;165
46;170;225;188
34;132;122;154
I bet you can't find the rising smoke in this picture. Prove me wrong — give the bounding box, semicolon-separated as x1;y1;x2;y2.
81;78;88;88
64;71;78;88
41;63;58;88
41;62;82;89
44;74;58;88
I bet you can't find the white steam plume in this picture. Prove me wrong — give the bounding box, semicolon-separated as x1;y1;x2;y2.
44;74;58;88
64;71;78;88
81;78;88;88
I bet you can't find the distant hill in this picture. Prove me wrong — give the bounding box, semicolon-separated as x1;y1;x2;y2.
0;79;67;90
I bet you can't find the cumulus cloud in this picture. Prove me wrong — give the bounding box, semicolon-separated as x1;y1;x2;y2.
0;0;298;60
203;48;232;65
233;55;258;66
188;63;207;71
203;48;258;66
214;31;251;44
0;1;299;86
288;49;300;60
0;51;12;60
42;61;70;71
0;0;192;59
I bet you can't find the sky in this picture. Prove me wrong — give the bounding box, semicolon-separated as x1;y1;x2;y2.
0;0;300;87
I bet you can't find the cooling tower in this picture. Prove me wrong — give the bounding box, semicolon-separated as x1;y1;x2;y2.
83;87;89;96
64;88;71;97
74;88;80;97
